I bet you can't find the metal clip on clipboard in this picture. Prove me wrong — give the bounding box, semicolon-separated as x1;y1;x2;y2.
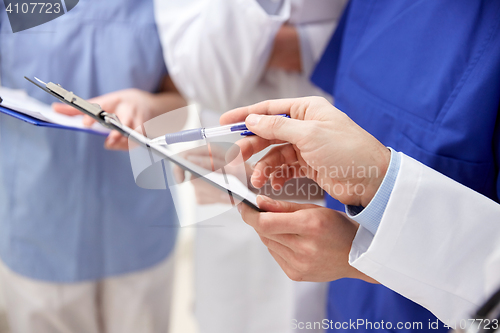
26;76;123;132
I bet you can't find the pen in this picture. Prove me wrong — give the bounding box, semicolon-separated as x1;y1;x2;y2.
149;114;290;145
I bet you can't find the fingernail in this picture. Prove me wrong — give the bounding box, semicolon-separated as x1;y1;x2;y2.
246;114;263;127
237;204;242;213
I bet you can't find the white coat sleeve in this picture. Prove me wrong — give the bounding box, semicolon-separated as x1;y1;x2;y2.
349;153;500;325
153;0;290;112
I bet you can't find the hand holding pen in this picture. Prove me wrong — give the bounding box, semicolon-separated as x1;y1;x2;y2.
150;114;290;145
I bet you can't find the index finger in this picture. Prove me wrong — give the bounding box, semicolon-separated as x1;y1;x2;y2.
220;98;302;125
53;103;97;127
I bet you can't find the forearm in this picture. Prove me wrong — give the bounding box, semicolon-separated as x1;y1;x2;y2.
146;75;188;133
151;91;186;115
146;91;187;133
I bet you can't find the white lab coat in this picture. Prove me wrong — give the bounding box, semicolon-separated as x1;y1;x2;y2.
154;1;346;332
349;152;500;325
155;0;346;110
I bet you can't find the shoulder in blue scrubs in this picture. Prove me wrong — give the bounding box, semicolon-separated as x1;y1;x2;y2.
312;0;500;331
0;0;178;282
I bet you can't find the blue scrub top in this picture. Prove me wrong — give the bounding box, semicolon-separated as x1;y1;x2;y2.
0;0;178;282
312;0;500;331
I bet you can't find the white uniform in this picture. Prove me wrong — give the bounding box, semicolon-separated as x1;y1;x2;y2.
154;0;346;332
349;153;500;325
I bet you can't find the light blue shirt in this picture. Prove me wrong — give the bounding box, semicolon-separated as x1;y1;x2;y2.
0;0;178;282
346;148;401;235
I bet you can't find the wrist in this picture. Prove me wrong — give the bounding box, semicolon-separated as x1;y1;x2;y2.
153;91;187;115
360;147;391;207
149;91;166;116
347;267;380;284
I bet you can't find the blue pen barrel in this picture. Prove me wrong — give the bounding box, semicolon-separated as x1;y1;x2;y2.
229;122;248;132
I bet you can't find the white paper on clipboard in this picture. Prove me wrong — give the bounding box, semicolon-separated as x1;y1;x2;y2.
0;86;109;134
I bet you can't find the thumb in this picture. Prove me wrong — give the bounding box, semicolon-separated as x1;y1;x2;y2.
245;114;306;145
257;195;318;213
78;94;120;127
82;115;97;127
86;94;120;114
53;94;118;117
52;103;82;116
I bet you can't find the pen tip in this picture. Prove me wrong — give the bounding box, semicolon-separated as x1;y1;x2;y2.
34;77;47;85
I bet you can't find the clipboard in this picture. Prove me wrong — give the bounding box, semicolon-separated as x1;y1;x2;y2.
25;77;263;212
